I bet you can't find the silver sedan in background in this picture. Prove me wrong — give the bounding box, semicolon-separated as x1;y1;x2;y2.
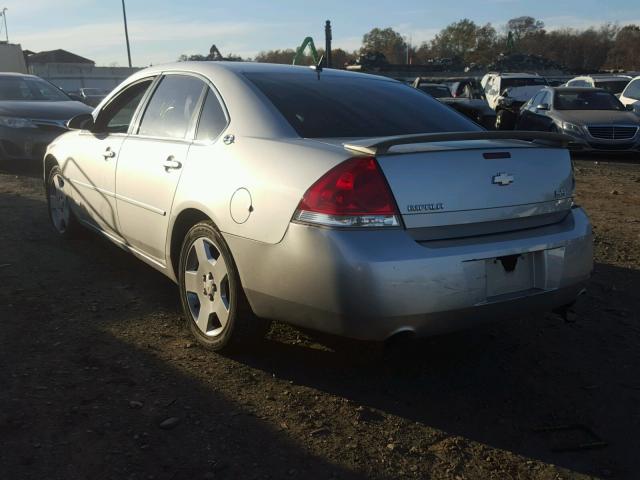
44;62;593;351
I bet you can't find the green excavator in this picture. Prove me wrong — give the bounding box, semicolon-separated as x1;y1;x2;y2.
292;36;320;65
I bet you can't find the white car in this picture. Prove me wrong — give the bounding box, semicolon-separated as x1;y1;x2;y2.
481;73;548;129
565;75;631;96
44;62;593;351
619;76;640;114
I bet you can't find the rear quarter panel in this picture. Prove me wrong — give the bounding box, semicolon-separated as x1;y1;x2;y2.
170;135;348;245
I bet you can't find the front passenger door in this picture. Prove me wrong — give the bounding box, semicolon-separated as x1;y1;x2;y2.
63;78;154;237
114;74;206;263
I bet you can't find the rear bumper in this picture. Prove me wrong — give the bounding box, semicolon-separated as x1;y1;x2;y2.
226;208;593;341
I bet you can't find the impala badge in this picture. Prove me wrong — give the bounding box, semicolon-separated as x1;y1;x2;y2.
492;172;514;186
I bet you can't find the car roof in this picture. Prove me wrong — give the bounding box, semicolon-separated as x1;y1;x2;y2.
572;75;631;81
493;72;542;78
0;72;42;79
129;61;397;83
548;87;609;93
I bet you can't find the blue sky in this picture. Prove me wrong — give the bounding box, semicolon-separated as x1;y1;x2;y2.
5;0;640;66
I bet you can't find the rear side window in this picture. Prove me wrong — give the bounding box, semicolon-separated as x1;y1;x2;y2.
196;88;228;142
246;72;480;138
138;75;205;139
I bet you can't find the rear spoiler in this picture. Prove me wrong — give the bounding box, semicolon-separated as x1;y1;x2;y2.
343;131;573;156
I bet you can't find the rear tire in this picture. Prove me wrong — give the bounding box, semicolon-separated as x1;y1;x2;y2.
46;165;81;238
178;221;271;352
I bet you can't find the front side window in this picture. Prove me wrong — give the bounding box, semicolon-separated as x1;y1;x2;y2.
246;72;480;138
540;91;552;106
94;79;154;134
530;91;545;108
195;88;228;142
138;75;205;139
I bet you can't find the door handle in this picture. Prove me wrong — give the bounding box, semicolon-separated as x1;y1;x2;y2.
163;157;182;171
103;147;116;159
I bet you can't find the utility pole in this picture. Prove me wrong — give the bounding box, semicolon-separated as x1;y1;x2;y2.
121;0;132;67
324;20;332;68
1;8;8;43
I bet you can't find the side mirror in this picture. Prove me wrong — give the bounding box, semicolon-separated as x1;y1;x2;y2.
625;104;635;111
537;103;550;111
67;113;94;130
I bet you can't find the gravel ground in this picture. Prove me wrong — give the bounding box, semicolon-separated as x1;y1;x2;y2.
0;157;639;480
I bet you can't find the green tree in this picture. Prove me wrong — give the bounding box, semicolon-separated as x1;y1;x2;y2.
607;25;640;70
361;27;407;64
429;19;497;65
254;49;296;64
507;16;545;42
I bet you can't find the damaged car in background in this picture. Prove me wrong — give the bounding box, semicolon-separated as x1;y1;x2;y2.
45;63;592;352
482;72;548;129
0;72;92;168
412;77;496;129
517;87;640;152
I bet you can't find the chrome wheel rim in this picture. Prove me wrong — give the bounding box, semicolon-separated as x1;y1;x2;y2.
184;236;231;337
48;173;71;233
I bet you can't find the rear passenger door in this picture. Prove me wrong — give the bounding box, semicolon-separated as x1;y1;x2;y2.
114;73;206;263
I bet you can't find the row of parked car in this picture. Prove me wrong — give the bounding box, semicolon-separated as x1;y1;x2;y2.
0;68;638;170
413;72;640;153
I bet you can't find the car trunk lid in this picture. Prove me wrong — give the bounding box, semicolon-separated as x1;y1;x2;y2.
342;133;574;240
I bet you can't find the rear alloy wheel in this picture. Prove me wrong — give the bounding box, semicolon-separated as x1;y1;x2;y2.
46;165;80;238
178;221;270;351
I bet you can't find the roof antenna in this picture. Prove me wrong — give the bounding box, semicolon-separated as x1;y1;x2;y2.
311;54;324;80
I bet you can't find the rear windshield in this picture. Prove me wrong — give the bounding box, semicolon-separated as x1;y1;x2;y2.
594;80;629;95
501;77;548;89
245;72;480;138
0;76;70;101
554;90;624;111
417;84;451;98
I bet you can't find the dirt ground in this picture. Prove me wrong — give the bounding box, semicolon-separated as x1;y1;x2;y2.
1;156;639;480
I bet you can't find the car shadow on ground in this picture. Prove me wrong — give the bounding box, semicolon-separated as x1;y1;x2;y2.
2;186;639;478
0;192;365;480
0;159;42;179
239;267;640;479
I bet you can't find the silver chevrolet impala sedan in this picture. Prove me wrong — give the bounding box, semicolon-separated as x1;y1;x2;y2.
44;62;593;351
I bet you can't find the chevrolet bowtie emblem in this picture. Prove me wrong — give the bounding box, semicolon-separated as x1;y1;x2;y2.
492;172;514;186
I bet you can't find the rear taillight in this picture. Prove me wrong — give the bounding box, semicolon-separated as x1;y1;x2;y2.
293;157;400;228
